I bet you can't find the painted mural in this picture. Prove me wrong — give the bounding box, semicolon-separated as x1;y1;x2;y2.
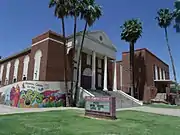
0;81;66;108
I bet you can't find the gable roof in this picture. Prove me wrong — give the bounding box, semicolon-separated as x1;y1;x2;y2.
68;30;117;51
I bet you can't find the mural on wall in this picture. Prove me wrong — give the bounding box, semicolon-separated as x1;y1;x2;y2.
0;81;66;108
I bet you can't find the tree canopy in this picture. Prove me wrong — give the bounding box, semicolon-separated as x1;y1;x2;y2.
120;19;142;44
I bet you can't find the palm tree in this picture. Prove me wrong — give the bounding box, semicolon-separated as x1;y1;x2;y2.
120;19;143;97
49;0;70;106
74;0;102;105
68;0;82;106
155;8;177;83
174;1;180;32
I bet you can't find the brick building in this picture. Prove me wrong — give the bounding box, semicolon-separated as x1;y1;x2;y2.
116;48;171;102
0;30;117;91
0;30;171;104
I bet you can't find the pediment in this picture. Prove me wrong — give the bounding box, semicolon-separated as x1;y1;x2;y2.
86;31;117;51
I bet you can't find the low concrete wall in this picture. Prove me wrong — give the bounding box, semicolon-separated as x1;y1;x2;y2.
0;81;70;108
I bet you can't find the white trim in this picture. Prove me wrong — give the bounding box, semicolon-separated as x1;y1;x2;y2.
80;87;95;97
154;79;176;83
31;37;64;46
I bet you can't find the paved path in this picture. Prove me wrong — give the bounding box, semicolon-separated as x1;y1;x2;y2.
119;106;180;117
0;104;180;117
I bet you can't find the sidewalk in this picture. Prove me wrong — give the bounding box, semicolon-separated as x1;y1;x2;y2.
0;104;180;117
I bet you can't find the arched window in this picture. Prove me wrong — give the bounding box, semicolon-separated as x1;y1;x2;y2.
33;50;42;80
5;62;11;85
0;65;4;84
22;55;30;81
13;59;19;83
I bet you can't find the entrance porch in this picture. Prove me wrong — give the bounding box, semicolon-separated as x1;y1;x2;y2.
70;31;117;92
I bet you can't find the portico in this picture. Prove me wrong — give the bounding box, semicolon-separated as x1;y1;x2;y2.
69;30;117;91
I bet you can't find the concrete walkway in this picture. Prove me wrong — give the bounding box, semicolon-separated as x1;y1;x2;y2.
0;104;180;117
118;106;180;117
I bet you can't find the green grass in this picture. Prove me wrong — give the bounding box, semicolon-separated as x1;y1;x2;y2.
0;110;180;135
147;103;180;109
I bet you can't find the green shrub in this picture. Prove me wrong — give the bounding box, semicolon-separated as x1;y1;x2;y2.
77;99;85;108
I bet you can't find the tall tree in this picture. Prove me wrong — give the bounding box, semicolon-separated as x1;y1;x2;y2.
155;8;177;82
174;1;180;32
49;0;70;106
68;0;82;106
74;0;102;105
120;19;142;97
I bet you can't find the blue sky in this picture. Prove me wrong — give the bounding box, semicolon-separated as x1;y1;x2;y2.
0;0;179;81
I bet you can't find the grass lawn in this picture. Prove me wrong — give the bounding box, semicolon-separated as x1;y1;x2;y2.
0;110;180;135
147;103;180;109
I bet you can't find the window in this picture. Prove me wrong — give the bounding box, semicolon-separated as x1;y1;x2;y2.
5;62;11;85
98;59;102;68
153;65;158;80
159;67;162;80
22;55;30;80
161;69;165;80
0;65;4;83
98;74;102;87
157;66;160;80
13;59;19;83
33;50;42;80
86;54;91;65
163;70;166;80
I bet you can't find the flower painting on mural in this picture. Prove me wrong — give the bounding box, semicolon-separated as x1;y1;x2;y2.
1;82;66;108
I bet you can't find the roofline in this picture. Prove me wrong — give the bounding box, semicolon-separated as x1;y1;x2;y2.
122;48;169;67
0;47;31;64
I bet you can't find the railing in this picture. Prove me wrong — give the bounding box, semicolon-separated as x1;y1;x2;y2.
79;87;95;97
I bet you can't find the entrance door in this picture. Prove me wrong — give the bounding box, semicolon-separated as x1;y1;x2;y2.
81;68;92;89
81;76;91;89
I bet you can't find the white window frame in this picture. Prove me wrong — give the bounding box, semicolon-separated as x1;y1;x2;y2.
33;50;42;80
0;65;4;82
22;55;30;81
5;62;11;85
13;59;19;83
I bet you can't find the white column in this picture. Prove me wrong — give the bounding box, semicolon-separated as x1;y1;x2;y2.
91;51;96;89
113;60;117;91
103;56;108;91
78;55;82;87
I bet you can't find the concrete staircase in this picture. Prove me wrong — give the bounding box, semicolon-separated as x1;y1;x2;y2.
107;91;143;109
86;89;143;109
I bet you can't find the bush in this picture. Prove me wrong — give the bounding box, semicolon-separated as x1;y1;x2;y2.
77;99;85;108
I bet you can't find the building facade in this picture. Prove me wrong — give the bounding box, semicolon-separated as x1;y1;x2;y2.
0;30;117;91
0;30;170;105
116;48;170;102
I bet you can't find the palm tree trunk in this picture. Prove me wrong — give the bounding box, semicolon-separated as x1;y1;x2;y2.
130;42;135;97
62;17;69;107
74;21;88;106
164;28;177;82
70;16;77;107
